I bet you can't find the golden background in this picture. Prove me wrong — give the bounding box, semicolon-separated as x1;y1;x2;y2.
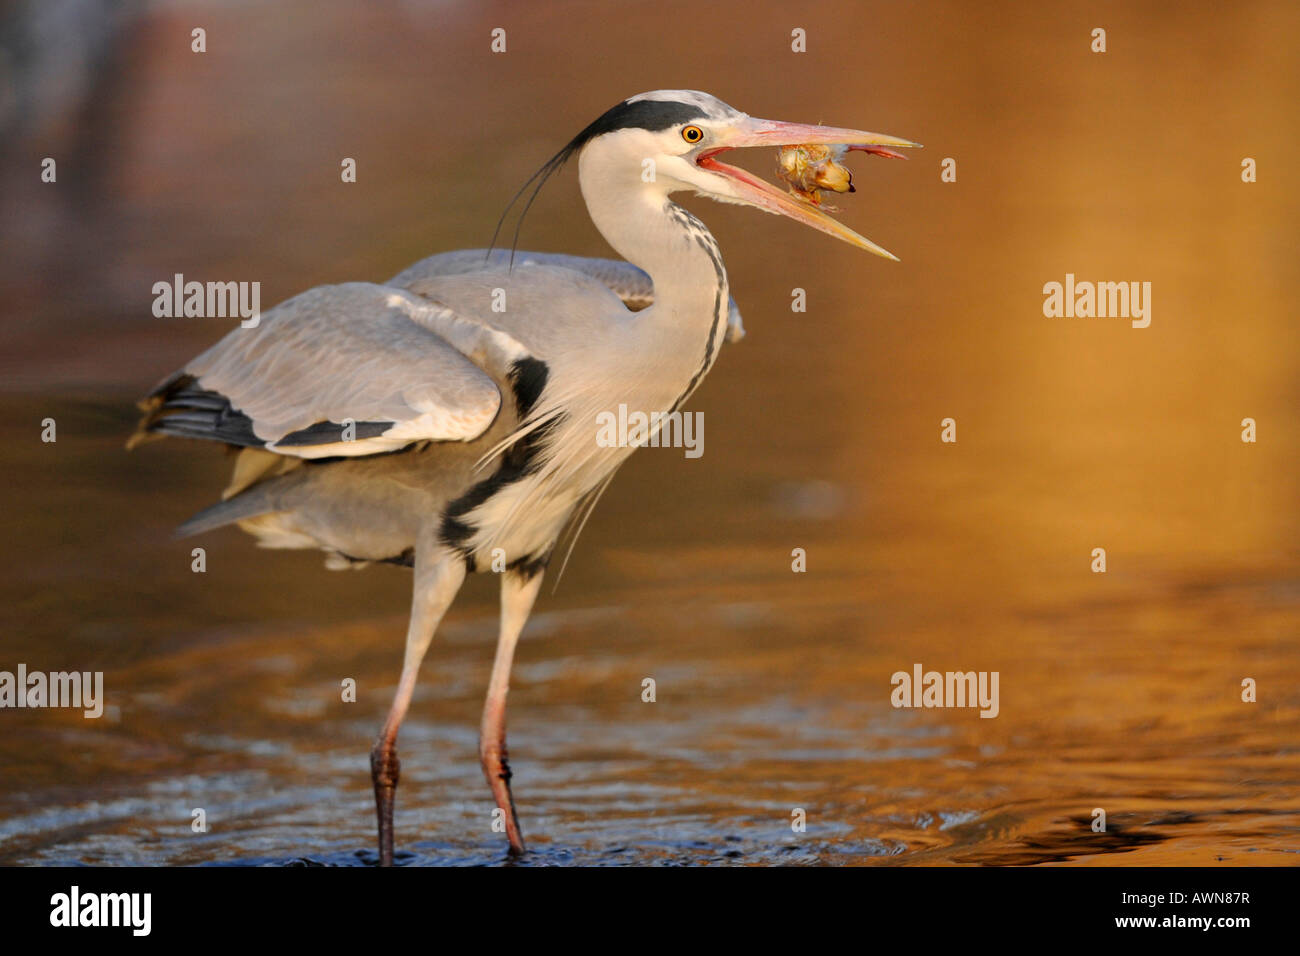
0;0;1295;864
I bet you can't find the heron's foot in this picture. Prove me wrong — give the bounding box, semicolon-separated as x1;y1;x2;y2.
370;742;402;867
481;744;526;855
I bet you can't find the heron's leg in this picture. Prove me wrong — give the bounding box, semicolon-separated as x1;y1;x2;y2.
371;554;466;866
480;568;543;856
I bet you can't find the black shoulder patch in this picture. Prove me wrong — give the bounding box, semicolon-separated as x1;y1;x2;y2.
507;357;549;418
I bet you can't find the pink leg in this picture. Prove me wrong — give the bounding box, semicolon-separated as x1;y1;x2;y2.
371;555;465;866
480;569;543;856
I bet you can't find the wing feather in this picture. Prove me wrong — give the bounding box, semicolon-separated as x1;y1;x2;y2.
389;249;745;342
132;282;523;458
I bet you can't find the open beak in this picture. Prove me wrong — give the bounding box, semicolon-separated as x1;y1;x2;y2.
697;117;920;261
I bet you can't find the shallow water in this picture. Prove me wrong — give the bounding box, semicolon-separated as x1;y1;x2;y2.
0;0;1297;865
1;397;1296;866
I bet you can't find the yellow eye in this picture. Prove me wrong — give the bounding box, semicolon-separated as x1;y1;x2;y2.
681;125;704;144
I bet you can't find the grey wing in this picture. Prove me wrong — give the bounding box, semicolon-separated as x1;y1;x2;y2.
389;248;746;343
132;282;529;459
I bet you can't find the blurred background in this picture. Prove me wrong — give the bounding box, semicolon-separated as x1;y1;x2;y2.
0;0;1296;865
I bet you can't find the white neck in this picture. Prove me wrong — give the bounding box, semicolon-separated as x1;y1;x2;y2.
578;151;729;399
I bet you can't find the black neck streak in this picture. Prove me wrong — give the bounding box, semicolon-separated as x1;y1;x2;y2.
664;203;726;413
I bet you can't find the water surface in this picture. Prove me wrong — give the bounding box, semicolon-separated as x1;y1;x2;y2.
0;0;1296;865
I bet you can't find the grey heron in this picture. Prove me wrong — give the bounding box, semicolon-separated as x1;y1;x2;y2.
129;90;917;864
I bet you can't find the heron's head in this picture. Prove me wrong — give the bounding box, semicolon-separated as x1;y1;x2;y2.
567;90;919;261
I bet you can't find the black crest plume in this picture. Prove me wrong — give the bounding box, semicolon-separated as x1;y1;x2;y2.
486;98;708;268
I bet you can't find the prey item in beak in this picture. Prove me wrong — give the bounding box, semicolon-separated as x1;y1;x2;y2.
776;144;855;208
775;144;909;209
697;117;920;260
